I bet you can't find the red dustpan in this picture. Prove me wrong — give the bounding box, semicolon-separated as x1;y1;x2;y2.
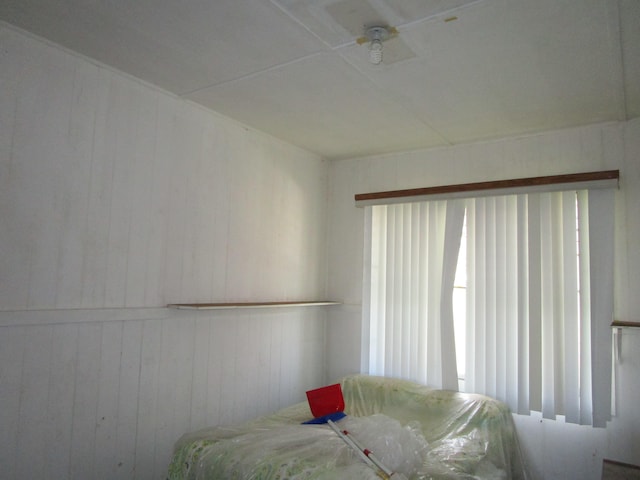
303;383;346;423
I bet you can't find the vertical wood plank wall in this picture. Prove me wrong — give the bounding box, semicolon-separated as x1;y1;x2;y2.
0;25;329;479
0;24;328;311
0;308;326;479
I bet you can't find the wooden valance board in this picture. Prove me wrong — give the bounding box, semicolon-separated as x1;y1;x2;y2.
355;170;619;206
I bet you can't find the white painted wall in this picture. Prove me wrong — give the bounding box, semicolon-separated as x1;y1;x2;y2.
0;25;329;479
326;119;640;480
0;24;328;310
3;19;639;480
0;307;326;479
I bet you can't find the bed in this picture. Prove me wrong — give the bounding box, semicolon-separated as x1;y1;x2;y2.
167;374;529;479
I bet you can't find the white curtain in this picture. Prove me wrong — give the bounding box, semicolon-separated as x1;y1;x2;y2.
362;200;465;390
464;189;613;426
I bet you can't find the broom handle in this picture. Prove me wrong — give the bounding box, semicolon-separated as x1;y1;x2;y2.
327;420;380;473
327;420;392;479
339;427;394;478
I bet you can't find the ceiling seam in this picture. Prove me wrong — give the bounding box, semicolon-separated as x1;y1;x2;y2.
387;0;489;32
178;51;330;97
269;0;337;50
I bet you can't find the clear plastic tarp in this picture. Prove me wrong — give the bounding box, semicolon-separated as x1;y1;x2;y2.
168;375;529;479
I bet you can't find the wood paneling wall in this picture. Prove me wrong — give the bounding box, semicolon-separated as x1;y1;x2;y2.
0;24;327;310
0;308;326;479
0;25;329;479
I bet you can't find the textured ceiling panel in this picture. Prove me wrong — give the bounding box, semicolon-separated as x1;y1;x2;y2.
382;0;481;22
0;0;327;94
340;0;626;143
186;53;447;159
272;0;479;47
0;0;637;159
326;0;387;36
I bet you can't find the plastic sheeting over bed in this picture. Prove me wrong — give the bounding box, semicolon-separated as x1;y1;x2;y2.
168;375;529;479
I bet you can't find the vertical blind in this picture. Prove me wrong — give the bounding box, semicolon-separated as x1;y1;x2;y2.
464;189;613;426
363;200;465;390
362;183;614;426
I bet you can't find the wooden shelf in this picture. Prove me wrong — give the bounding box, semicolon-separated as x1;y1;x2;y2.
611;321;640;328
602;459;640;479
167;301;341;310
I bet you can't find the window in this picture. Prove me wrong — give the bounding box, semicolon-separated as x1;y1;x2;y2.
361;173;616;427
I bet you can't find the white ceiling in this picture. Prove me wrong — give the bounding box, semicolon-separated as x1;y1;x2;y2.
1;0;638;160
